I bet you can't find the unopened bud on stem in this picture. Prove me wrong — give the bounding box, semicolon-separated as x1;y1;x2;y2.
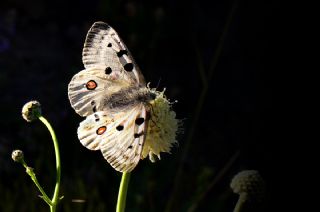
12;150;25;164
22;101;42;122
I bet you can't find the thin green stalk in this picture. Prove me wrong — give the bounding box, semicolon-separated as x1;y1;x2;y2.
20;160;53;206
39;116;61;212
116;172;131;212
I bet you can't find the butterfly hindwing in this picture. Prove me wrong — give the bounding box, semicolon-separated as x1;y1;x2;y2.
77;104;148;172
77;111;112;150
82;21;145;86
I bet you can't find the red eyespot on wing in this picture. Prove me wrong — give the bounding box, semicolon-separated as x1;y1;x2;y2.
96;126;107;135
86;80;97;90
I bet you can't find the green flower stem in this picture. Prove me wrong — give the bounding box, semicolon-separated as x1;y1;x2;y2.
233;193;247;212
38;116;61;212
116;172;131;212
21;160;53;206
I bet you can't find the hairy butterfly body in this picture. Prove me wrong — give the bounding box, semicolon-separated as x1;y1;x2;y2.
68;22;156;172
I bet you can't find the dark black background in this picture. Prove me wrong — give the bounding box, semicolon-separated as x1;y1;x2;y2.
0;0;280;211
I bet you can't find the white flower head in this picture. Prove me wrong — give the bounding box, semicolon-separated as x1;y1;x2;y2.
142;88;180;162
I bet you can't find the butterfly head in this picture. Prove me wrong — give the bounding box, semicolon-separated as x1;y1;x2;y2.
145;82;162;102
149;92;157;100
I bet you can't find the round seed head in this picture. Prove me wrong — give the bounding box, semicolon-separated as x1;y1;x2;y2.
230;170;265;202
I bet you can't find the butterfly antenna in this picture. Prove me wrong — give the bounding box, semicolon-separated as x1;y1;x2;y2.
156;77;162;90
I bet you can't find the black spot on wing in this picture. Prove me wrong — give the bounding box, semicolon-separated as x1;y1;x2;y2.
107;43;112;47
117;50;128;57
105;67;112;74
124;63;133;72
134;132;143;138
116;125;124;131
135;118;145;125
94;114;100;122
91;101;97;112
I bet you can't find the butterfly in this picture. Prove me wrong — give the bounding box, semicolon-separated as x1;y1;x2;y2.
68;22;157;172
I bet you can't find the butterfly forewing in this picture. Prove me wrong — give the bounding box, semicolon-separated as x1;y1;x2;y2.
68;67;131;117
82;21;145;86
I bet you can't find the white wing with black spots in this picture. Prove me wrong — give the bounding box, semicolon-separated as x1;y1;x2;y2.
68;67;131;117
82;21;145;86
77;104;148;172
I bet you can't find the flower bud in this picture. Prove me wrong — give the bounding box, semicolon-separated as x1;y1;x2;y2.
11;150;24;163
22;101;42;122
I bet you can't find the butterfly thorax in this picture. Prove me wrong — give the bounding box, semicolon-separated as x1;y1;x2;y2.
104;86;155;111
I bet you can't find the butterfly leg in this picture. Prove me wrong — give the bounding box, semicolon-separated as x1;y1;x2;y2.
148;104;161;129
